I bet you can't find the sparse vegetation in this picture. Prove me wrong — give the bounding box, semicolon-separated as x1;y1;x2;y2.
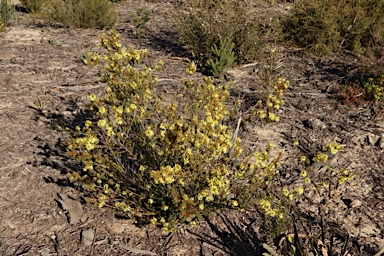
130;6;151;38
263;215;352;256
0;0;14;31
20;0;47;13
42;0;117;28
176;0;281;65
282;0;384;59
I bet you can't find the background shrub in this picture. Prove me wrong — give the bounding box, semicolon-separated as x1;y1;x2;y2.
43;0;117;29
282;0;384;58
0;0;14;31
175;0;281;66
20;0;47;13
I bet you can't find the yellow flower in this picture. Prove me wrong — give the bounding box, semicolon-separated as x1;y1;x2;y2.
85;120;92;128
313;152;328;162
258;110;266;119
98;106;107;115
97;119;107;128
145;126;154;138
186;61;197;75
300;170;307;177
164;176;175;184
231;200;239;207
83;162;93;171
282;187;290;197
150;217;157;225
322;181;329;187
85;142;95;151
268;112;277;122
89;94;97;101
268;210;276;217
205;194;214;202
304;177;311;184
107;127;115;137
296;186;304;195
115;117;123;125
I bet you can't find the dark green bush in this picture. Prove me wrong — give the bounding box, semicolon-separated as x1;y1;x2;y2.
44;0;117;29
282;0;384;58
20;0;47;13
207;37;236;78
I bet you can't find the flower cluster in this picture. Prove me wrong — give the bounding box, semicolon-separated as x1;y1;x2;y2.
291;141;354;193
363;75;384;101
255;77;290;122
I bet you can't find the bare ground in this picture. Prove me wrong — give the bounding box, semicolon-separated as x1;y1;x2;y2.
0;1;383;255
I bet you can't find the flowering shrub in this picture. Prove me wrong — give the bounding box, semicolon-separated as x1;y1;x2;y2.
66;31;352;233
66;31;290;231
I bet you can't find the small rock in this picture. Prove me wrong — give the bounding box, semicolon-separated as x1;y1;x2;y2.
303;119;326;130
350;199;362;208
81;228;95;246
56;193;83;224
366;134;379;145
62;111;73;117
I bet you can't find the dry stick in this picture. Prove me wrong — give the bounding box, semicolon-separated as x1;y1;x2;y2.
334;13;358;60
231;114;242;145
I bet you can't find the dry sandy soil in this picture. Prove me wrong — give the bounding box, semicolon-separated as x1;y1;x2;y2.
0;1;383;255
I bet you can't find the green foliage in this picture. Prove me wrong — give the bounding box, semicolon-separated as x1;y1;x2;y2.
282;0;384;58
130;6;151;38
176;0;281;65
207;37;236;78
362;75;384;101
43;0;117;29
0;0;14;31
20;0;46;13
